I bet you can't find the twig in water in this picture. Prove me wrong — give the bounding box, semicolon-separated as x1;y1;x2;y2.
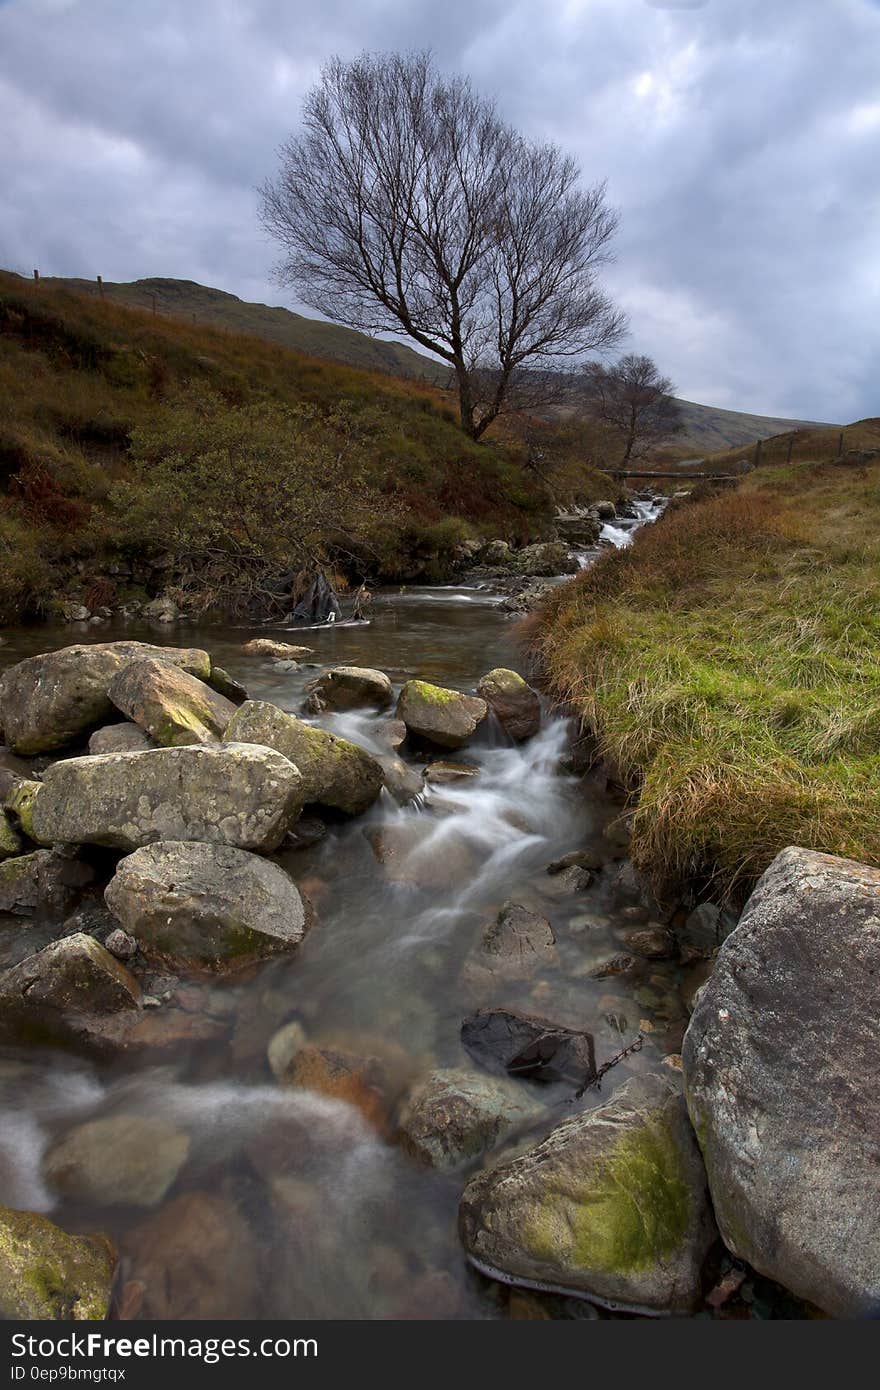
574;1033;643;1101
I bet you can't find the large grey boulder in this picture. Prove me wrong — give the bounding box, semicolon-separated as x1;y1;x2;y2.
459;1072;717;1314
31;743;303;853
0;642;211;754
397;1068;543;1169
307;666;393;712
476;669;541;741
0;1205;116;1319
396;680;487;750
107;657;236;746
105;840;311;972
226;700;383;816
0;933;142;1049
683;846;880;1317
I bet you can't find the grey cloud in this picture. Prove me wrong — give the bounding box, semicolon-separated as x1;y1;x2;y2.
1;0;878;422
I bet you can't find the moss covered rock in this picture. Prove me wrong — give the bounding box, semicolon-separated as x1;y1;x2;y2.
459;1072;716;1314
476;669;541;741
0;932;142;1050
0;1204;116;1319
0;641;212;754
105;839;311;972
108;656;237;747
396;679;487;750
4;778;41;840
226;700;383;816
0;808;22;859
31;742;303;852
0;849;94;917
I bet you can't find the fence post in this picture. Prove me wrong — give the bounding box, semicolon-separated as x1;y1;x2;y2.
96;275;104;299
786;433;794;464
754;438;763;469
33;269;39;283
151;294;157;315
837;431;845;460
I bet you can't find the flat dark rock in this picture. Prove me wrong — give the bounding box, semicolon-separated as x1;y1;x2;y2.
461;1007;596;1088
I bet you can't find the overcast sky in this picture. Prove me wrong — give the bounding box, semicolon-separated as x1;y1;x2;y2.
1;0;878;421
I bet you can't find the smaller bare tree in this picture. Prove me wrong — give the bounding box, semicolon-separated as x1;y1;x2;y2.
582;354;684;465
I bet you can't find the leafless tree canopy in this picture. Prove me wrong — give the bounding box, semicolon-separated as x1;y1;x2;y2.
581;353;685;464
261;51;626;439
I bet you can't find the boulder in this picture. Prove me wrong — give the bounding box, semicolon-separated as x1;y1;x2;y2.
0;933;142;1048
0;1205;116;1319
509;542;579;577
682;846;880;1317
241;638;314;660
0;849;93;916
0;809;22;859
308;666;393;712
459;1072;717;1314
88;723;154;754
0;642;211;754
31;742;303;853
105;841;311;972
461;1008;596;1089
476;669;541;741
676;901;738;962
397;1068;543;1169
267;1019;308;1080
226;700;383;816
555;515;602;547
108;657;236;747
396;680;487;750
45;1115;190;1208
593;500;617;520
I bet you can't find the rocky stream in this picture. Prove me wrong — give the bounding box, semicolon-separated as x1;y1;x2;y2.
0;499;875;1321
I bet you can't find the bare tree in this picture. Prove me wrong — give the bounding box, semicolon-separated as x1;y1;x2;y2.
260;51;626;440
582;354;684;465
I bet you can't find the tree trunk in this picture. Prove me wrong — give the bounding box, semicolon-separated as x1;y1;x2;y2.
455;363;478;438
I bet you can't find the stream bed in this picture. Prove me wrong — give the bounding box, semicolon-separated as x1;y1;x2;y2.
0;526;700;1320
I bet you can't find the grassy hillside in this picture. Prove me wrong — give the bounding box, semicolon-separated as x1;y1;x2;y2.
35;273;448;385
22;274;830;452
525;445;880;898
669;397;831;455
0;271;611;622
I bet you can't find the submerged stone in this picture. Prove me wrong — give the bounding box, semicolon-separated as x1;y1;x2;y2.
397;1068;543;1169
45;1115;190;1208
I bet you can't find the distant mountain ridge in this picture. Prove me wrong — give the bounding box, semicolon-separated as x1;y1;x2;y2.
30;273;831;450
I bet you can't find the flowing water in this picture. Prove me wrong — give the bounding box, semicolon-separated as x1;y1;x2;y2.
0;529;694;1320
